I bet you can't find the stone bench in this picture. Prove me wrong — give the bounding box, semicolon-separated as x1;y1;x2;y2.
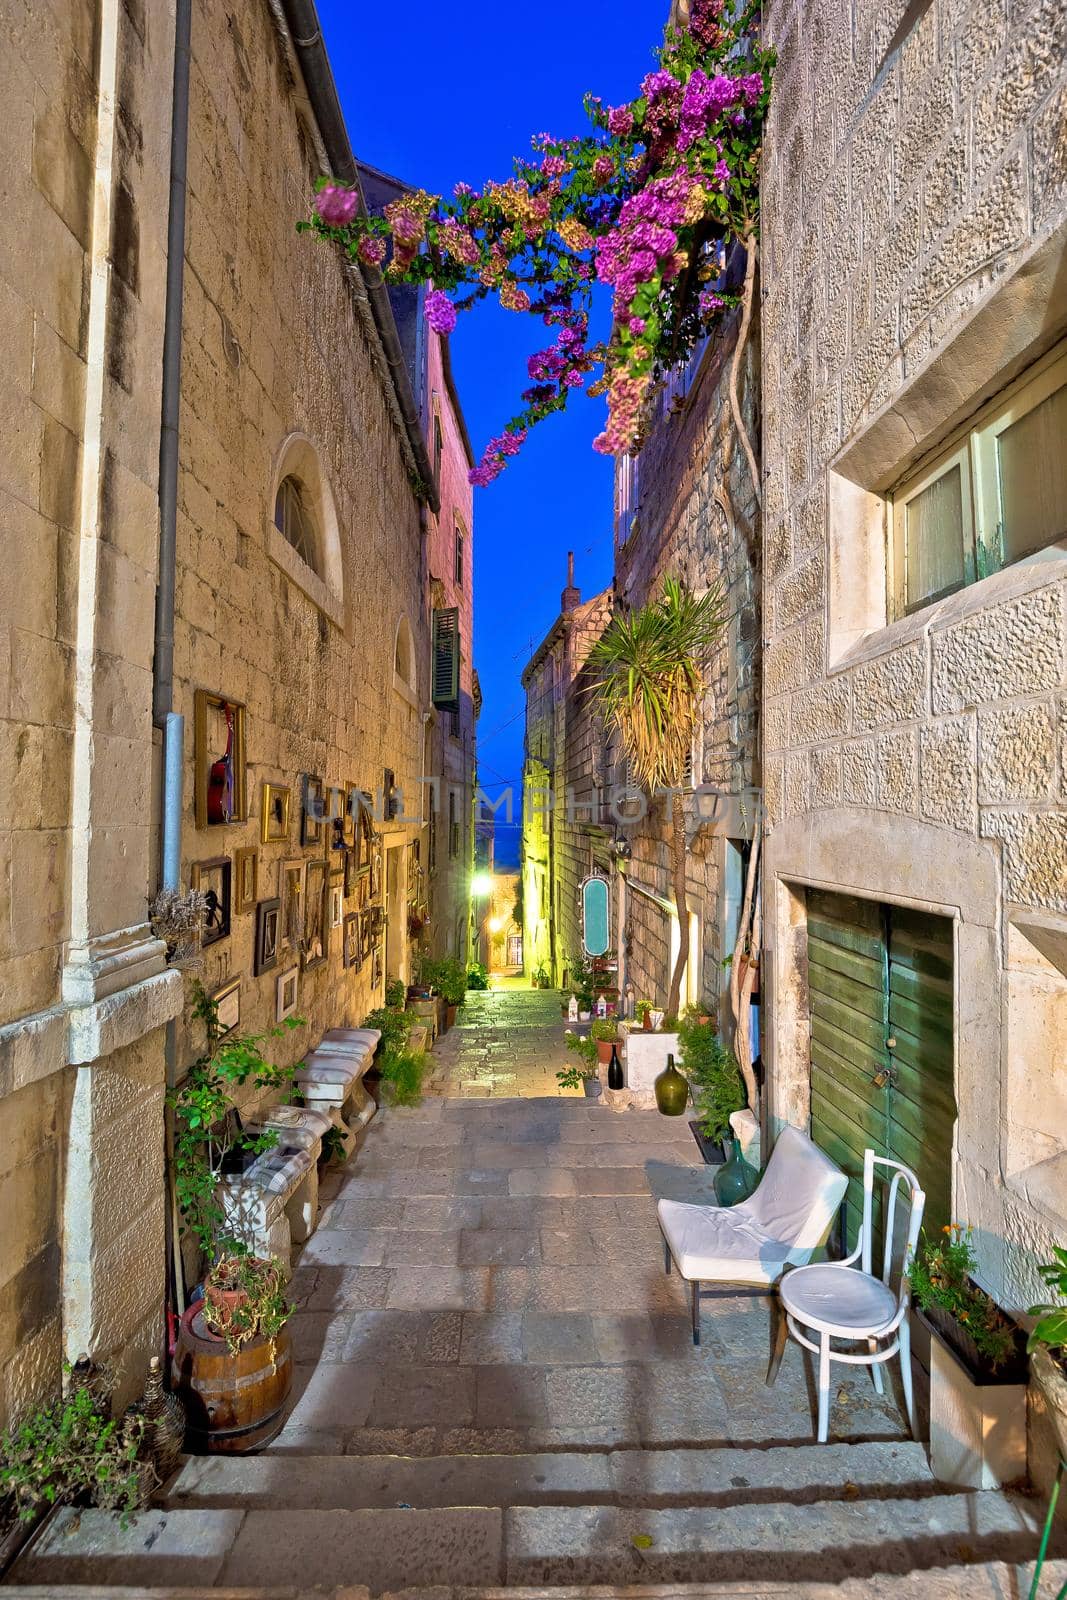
293;1030;381;1159
217;1137;318;1274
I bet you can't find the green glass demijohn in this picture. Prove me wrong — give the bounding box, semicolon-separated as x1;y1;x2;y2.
654;1052;689;1116
713;1136;758;1206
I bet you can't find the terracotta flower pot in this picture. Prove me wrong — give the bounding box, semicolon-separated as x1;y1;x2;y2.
202;1283;247;1344
596;1037;617;1065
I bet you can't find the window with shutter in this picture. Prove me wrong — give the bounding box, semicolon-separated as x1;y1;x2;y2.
432;607;460;711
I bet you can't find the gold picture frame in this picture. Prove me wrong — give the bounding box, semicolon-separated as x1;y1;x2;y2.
193;689;247;829
260;782;291;844
279;858;305;954
302;858;329;971
233;847;259;915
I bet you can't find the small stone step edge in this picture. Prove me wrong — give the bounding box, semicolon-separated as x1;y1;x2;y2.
13;1491;1058;1595
167;1440;936;1511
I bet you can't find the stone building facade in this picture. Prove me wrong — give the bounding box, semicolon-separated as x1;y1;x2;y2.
758;0;1066;1356
520;564;612;986
0;0;467;1425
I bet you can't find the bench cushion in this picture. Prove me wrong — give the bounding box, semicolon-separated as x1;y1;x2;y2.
245;1143;314;1198
323;1027;381;1048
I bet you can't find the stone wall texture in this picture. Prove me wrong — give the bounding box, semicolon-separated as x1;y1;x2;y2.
760;0;1067;1318
174;0;431;1083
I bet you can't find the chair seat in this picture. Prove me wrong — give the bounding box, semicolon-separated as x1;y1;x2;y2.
657;1198;794;1287
780;1262;899;1336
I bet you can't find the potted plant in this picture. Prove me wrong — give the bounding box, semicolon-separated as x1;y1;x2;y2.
0;1365;153;1569
1028;1246;1067;1461
912;1224;1029;1488
678;1008;745;1164
203;1254;290;1362
577;990;594;1022
466;962;490;991
434;956;468;1029
532;964;553;989
558;1031;601;1097
589;1017;619;1064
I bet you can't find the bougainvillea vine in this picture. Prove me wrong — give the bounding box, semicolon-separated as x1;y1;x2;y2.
306;0;772;486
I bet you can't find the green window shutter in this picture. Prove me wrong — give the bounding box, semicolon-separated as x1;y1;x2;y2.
432;607;460;711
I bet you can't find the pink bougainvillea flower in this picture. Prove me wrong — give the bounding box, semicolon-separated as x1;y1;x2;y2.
424;289;457;336
314;184;360;225
357;235;386;267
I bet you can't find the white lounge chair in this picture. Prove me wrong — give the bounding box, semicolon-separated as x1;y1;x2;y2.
774;1147;925;1442
657;1124;848;1346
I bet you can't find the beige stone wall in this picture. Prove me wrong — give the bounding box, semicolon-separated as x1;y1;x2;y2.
0;0;179;1423
760;0;1067;1314
173;0;429;1083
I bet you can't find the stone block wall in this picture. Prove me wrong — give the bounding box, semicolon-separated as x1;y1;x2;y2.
0;0;178;1423
173;1;430;1084
760;0;1067;1314
611;328;761;1016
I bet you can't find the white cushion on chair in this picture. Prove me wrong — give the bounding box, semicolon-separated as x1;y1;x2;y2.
658;1124;848;1286
779;1262;898;1336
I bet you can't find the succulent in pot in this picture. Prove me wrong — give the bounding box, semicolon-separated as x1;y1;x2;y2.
203;1254;290;1361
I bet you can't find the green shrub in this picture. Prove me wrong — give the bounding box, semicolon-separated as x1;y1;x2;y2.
589;1019;618;1042
364;1005;412;1053
384;978;406;1010
912;1225;1018;1369
0;1369;152;1529
378;1046;426;1106
1028;1246;1067;1355
419;956;467;1005
466;963;490;990
678;1008;745;1143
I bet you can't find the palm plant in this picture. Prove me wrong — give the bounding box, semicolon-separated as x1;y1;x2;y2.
586;577;725;1017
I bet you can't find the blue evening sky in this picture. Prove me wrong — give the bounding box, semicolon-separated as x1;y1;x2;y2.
317;0;663;864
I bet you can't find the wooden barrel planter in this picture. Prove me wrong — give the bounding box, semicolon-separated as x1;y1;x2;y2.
172;1303;292;1455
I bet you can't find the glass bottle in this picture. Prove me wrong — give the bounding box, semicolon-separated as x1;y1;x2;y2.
654;1052;689;1116
713;1136;758;1206
607;1043;624;1091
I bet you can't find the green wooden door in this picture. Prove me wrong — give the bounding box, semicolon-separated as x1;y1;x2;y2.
807;890;956;1252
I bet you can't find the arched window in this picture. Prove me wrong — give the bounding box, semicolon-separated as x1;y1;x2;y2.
393;614;417;705
268;432;344;625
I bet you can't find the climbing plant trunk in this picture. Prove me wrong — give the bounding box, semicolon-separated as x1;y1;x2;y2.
666;798;689;1019
729;812;762;1120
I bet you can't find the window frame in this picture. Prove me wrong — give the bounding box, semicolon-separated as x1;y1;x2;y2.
889;338;1067;621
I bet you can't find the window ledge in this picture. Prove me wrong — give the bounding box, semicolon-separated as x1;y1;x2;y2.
267;524;344;629
829;544;1067;676
393;671;419;709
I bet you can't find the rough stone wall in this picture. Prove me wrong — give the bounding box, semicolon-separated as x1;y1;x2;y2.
612;331;761;1017
0;0;178;1423
174;1;428;1083
760;0;1067;1316
424;332;475;965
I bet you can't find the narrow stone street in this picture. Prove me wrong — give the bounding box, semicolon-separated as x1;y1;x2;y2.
19;994;1058;1594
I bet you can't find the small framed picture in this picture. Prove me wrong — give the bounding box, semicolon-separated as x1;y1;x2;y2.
261;782;290;844
370;834;383;901
301;773;325;847
357;868;370;908
279;859;305;953
254;896;281;976
276;965;299;1023
190;856;231;945
371;942;383;990
233;847;259;914
302;857;329;970
212;976;241;1036
194;689;247;829
329;876;344;930
342;911;362;970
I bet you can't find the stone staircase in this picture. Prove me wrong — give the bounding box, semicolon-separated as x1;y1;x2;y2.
7;1438;1062;1595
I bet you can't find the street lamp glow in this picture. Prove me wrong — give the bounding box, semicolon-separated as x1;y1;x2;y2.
471;872;492;897
488;915;504;933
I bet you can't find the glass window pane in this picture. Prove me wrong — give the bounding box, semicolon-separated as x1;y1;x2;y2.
997;379;1067;562
904;463;966;610
275;477;318;573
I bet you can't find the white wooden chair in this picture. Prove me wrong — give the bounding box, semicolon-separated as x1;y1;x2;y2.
658;1125;848;1346
773;1146;925;1442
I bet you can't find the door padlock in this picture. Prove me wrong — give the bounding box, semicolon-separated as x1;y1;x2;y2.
871;1065;892;1089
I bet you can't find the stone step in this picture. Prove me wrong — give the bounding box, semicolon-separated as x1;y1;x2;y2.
168;1441;935;1511
12;1491;1051;1594
7;1571;1067;1600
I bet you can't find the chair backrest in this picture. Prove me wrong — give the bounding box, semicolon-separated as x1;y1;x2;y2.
743;1124;849;1254
858;1148;925;1307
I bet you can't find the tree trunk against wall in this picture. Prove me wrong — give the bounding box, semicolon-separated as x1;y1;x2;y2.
666;798;688;1018
729;812;761;1119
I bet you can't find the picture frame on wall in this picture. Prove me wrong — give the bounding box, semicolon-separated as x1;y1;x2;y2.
190;856;231;946
194;689;247;829
254;897;281;976
260;782;291;844
371;942;383;990
276;965;299;1023
279;859;305;954
329;877;344;931
212;976;241;1036
233;847;259;915
369;834;383;902
302;858;329;970
342;912;362;970
301;773;325;847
